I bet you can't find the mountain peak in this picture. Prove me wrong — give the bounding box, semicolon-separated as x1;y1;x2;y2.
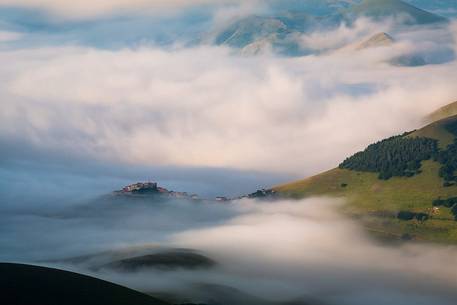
357;32;394;49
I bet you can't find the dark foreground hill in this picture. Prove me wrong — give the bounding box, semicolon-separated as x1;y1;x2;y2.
0;263;170;305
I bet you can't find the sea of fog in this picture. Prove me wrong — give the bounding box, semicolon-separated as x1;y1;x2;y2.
1;196;457;305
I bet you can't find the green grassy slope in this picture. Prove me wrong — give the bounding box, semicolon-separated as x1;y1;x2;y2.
410;114;457;148
274;114;457;244
425;101;457;124
0;263;171;305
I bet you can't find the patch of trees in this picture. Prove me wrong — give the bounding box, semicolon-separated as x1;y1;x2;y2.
445;119;457;135
249;189;275;197
434;142;457;184
433;121;457;186
339;133;438;180
432;197;457;220
397;211;429;221
433;197;457;208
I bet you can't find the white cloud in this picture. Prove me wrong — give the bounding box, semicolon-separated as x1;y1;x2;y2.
0;0;245;19
0;31;22;42
299;18;393;51
168;198;457;304
3;195;456;304
1;23;457;177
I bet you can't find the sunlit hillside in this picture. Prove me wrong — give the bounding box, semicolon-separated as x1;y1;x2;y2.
275;106;457;243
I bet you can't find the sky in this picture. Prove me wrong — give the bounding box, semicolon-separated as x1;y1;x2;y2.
1;0;457;201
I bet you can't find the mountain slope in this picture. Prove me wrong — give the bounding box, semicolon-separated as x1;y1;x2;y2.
215;16;289;48
212;0;446;56
348;0;447;25
216;0;353;46
0;263;170;305
356;32;394;50
274;110;457;244
410;114;457;148
425;101;457;124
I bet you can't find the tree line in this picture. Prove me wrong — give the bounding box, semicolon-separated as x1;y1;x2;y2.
338;119;457;188
434;121;457;186
339;132;438;180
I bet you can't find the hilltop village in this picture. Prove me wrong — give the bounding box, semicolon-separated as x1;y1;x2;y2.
115;182;200;200
115;181;276;201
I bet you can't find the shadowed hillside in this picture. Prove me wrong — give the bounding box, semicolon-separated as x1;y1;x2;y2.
0;263;171;305
100;251;216;272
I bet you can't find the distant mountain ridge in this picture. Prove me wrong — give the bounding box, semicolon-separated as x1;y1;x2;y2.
211;0;447;56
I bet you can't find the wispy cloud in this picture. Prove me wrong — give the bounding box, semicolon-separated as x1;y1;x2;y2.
2;23;457;177
168;198;457;304
0;0;248;19
0;30;22;42
3;196;456;304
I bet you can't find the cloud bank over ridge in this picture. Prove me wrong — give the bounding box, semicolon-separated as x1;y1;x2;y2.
2;22;457;177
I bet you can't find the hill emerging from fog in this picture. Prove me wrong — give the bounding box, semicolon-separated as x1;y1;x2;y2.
212;0;447;56
274;101;457;244
98;250;216;272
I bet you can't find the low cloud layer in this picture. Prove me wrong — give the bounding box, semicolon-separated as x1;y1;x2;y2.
168;199;457;304
2;196;456;305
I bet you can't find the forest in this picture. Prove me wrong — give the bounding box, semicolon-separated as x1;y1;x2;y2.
434;121;457;185
339;133;438;180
